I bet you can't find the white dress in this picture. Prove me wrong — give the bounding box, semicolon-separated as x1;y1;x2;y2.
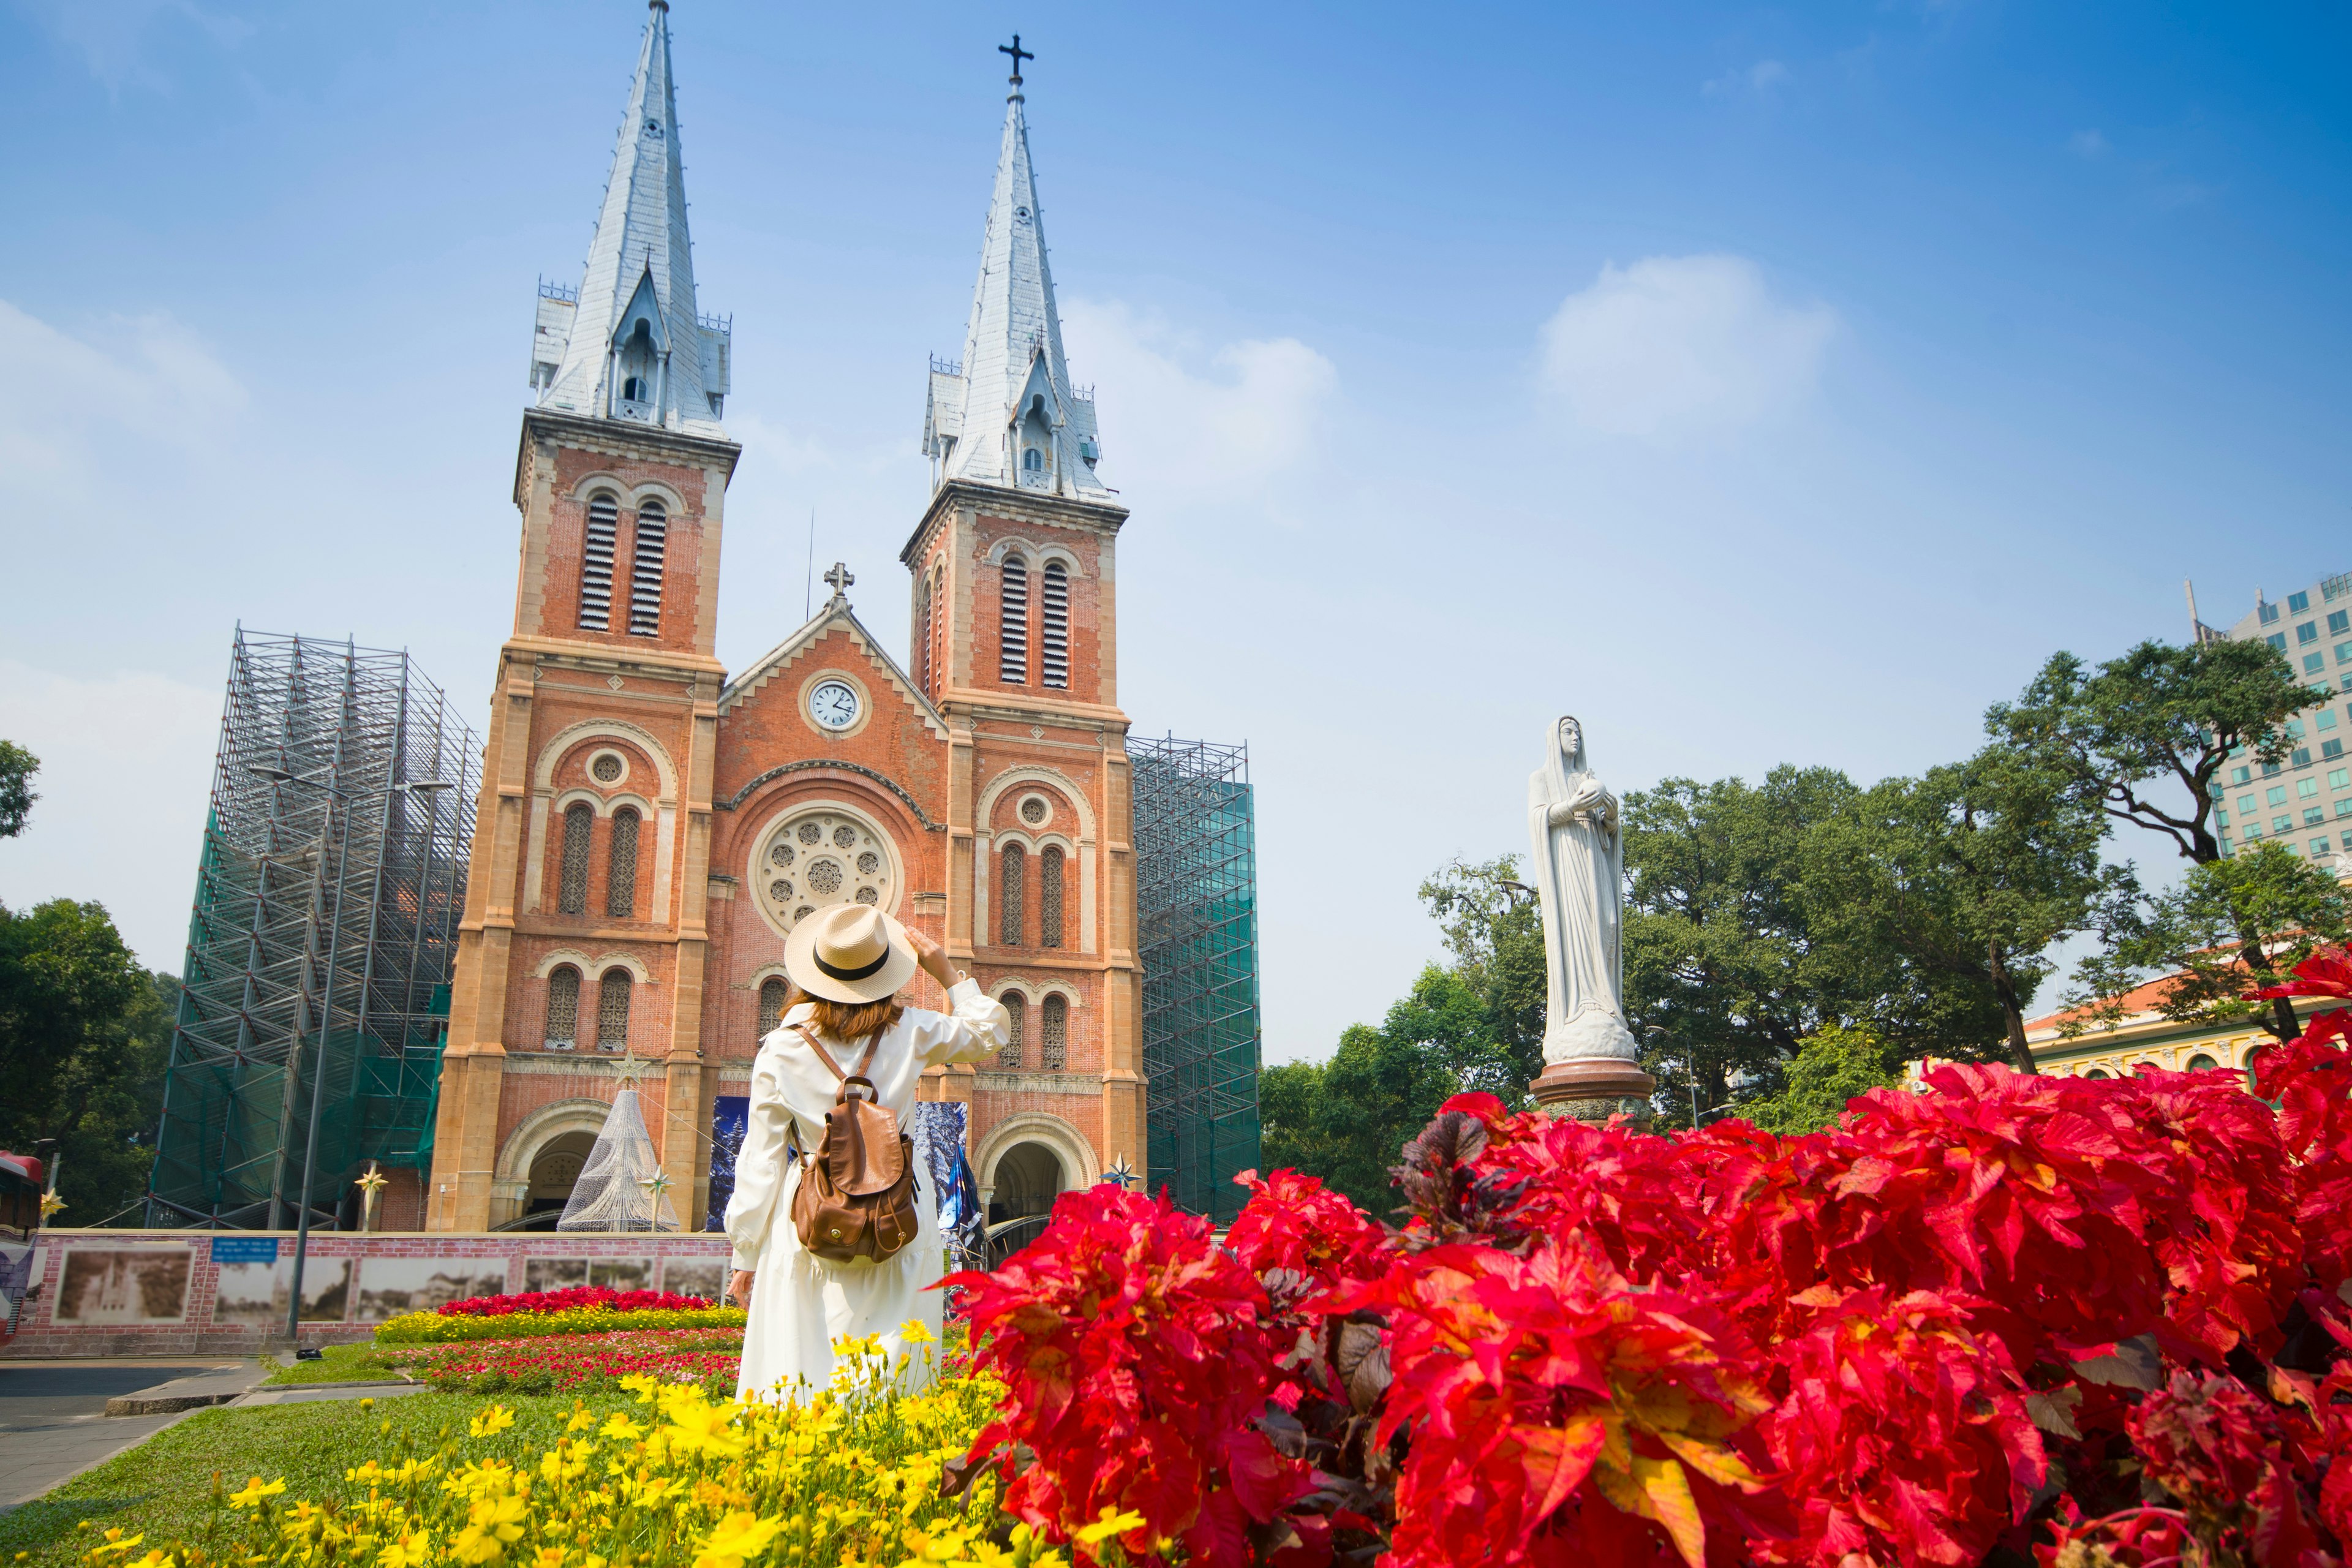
724;979;1008;1402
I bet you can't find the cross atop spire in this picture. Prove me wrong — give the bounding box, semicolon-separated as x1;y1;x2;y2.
822;562;854;603
526;2;731;436
999;34;1033;91
920;56;1109;500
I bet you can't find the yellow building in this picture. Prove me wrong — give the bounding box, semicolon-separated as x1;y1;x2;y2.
2021;975;2339;1084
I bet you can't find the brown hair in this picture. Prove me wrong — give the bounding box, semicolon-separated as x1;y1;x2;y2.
785;984;905;1047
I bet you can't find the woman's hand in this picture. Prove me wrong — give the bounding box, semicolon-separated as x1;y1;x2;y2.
904;922;960;991
728;1269;754;1310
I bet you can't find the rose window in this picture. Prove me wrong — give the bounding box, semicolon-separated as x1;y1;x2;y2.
753;807;895;934
591;753;623;783
1019;795;1049;826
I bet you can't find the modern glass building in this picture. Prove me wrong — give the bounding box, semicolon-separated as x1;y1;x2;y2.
2198;568;2352;870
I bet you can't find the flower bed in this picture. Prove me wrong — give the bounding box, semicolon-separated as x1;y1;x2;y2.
373;1300;743;1345
379;1327;744;1396
432;1284;714;1317
55;1333;1080;1568
949;967;2352;1568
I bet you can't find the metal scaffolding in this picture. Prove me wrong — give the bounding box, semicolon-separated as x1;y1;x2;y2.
146;629;480;1230
1132;735;1262;1224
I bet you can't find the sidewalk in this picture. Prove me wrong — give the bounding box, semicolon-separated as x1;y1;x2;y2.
0;1360;265;1509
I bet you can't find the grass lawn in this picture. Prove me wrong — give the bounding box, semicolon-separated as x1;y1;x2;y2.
257;1343;413;1385
0;1390;622;1567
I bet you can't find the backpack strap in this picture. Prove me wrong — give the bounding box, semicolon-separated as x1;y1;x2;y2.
791;1022;885;1101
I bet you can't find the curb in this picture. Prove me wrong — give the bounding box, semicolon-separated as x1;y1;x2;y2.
102;1389;244;1417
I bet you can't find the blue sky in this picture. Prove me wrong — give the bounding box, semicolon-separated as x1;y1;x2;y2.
2;1;2347;1061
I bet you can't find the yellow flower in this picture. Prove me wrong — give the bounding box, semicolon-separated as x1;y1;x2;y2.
1074;1507;1147;1547
360;1396;375;1409
690;1510;782;1568
598;1413;644;1441
897;1319;937;1348
451;1494;529;1564
617;1373;660;1404
89;1528;146;1556
377;1530;434;1568
564;1404;597;1433
227;1477;287;1509
470;1404;518;1438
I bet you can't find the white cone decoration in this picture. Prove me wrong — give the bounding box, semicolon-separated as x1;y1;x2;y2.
557;1088;682;1232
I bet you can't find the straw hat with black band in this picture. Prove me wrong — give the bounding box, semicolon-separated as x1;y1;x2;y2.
784;903;923;1005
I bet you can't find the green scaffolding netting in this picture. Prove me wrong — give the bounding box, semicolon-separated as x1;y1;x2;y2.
1133;736;1262;1225
146;630;478;1231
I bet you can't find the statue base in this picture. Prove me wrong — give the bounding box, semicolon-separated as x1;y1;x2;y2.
1531;1057;1657;1127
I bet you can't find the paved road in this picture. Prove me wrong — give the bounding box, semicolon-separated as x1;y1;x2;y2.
0;1360;258;1509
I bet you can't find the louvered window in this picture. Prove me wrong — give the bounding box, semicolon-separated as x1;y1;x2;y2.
557;803;594;915
628;500;666;636
914;570;933;692
1041;994;1067;1071
596;970;632;1051
1040;845;1064;949
998;555;1028;684
1000;993;1025;1069
756;976;788;1039
605;807;640;918
579;494;619;630
1041;561;1069;689
999;843;1025;946
545;966;581;1050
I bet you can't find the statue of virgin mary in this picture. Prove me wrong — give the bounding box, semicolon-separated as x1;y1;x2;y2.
1527;715;1641;1066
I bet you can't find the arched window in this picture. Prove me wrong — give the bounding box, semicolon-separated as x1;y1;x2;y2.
914;569;933;692
999;843;1026;946
628;499;666;636
1000;993;1025;1069
605;807;641;918
623;375;648;402
2084;1068;2111;1080
545;965;581;1050
596;969;632;1052
756;976;788;1039
579;493;619;630
998;554;1028;684
1040;845;1064;949
1041;994;1068;1071
557;802;594;915
1023;447;1044;472
1041;561;1069;689
2185;1053;2218;1072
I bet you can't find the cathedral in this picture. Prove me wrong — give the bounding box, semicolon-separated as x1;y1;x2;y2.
422;4;1142;1234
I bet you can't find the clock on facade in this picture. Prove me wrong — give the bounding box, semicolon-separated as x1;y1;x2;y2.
807;679;860;731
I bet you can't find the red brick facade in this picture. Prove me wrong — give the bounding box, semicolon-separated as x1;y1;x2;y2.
424;412;1137;1233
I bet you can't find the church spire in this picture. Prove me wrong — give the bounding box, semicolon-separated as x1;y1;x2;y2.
529;0;730;435
923;40;1106;497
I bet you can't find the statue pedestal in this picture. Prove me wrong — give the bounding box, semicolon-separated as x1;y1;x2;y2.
1531;1057;1657;1127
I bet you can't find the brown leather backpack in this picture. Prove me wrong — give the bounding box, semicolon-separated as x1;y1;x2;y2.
786;1023;921;1264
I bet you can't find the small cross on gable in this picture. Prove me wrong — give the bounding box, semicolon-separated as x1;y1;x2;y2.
823;562;854;601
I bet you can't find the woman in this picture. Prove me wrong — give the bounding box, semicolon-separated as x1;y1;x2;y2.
723;902;1008;1403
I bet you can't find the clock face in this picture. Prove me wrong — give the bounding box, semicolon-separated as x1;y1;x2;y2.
809;679;860;731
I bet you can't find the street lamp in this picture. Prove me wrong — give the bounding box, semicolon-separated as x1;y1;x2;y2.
248;763;451;1344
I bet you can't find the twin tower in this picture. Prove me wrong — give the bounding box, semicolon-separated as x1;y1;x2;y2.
423;4;1139;1235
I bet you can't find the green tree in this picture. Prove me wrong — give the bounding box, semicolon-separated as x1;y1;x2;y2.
1733;1023;1901;1136
0;739;36;840
1620;767;1898;1126
1417;855;1547;1101
2068;843;2350;1046
1987;638;2325;865
0;898;175;1223
1807;747;2138;1074
1256;984;1463;1216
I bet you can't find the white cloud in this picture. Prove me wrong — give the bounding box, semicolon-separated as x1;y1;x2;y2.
1703;59;1789;99
0;300;246;508
1537;255;1837;441
1058;299;1336;496
0;660;222;972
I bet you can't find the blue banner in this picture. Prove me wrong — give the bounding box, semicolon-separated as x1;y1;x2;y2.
211;1237;281;1264
706;1095;749;1232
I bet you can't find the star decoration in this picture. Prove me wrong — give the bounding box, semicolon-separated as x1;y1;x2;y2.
355;1162;389;1196
1099;1156;1136;1190
639;1171;673;1199
39;1192;66;1219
